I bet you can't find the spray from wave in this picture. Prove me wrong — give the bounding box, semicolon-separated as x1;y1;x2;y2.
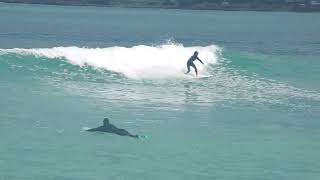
0;43;221;79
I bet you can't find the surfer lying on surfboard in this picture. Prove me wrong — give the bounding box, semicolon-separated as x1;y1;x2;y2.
185;51;204;76
87;118;139;138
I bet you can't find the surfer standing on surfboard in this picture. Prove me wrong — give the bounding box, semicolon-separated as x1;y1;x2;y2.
185;51;204;76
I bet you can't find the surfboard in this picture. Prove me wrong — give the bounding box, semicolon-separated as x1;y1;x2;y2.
197;75;213;79
82;127;91;131
185;74;213;79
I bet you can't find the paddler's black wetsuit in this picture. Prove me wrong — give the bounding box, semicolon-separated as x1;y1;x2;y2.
185;51;204;76
87;118;139;138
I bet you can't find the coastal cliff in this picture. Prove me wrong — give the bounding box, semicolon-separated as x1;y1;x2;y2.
1;0;320;12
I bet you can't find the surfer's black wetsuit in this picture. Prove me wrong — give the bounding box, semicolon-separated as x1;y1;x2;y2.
185;51;204;76
87;118;139;138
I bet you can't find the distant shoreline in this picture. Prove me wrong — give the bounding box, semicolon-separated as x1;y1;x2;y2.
1;1;319;13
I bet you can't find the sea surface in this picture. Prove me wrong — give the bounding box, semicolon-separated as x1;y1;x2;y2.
0;3;320;180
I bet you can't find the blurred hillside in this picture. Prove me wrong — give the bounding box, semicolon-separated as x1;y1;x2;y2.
1;0;320;11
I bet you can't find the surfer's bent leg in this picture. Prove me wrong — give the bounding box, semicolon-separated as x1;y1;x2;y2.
186;65;191;74
186;63;191;74
115;129;137;137
129;134;139;138
116;129;138;138
191;63;198;76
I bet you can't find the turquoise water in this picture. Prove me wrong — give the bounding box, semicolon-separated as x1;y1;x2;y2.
1;3;320;180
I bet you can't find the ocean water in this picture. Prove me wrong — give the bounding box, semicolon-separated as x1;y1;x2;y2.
0;3;320;180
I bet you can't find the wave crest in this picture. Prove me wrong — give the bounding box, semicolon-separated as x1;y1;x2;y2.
0;44;221;79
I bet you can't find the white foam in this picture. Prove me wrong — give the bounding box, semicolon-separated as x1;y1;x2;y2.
0;43;221;79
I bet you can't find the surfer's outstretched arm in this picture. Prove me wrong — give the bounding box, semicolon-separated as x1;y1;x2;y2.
197;57;204;64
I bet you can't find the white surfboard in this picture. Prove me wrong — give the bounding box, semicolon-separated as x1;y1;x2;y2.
185;74;213;79
197;75;213;79
82;127;91;131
